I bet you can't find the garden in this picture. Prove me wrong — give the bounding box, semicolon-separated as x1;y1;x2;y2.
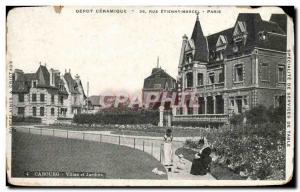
177;105;286;180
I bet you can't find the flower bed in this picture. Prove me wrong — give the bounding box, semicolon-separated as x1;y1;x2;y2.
180;125;285;180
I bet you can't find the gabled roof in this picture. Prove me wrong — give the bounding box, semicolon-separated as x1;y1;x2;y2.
12;65;69;94
12;72;36;93
207;28;233;52
64;72;80;94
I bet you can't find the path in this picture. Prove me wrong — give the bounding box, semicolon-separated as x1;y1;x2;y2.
12;125;215;180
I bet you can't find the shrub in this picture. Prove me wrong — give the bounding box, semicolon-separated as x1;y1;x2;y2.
229;113;244;127
12;116;41;124
73;110;159;125
184;139;198;149
245;105;269;125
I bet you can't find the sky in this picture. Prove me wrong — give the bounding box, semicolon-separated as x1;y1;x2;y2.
7;6;284;96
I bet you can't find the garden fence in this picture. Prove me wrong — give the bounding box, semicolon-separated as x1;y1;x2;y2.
13;126;184;163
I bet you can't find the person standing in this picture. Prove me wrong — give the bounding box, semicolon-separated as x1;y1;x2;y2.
163;129;173;169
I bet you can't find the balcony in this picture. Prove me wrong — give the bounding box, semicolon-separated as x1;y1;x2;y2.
172;114;229;123
214;82;224;89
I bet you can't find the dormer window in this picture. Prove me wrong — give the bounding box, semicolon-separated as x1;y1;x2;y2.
258;31;267;41
32;80;37;88
216;35;227;51
233;21;247;43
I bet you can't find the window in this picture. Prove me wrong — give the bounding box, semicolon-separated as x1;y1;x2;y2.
197;73;203;86
51;108;55;116
234;64;243;82
278;65;285;82
219;72;224;83
153;84;161;89
216;51;223;61
40;107;44;116
32;107;36;116
244;98;248;105
17;107;25;115
186;72;193;88
60;96;64;105
32;93;37;102
258;31;266;40
18;93;24;102
32;81;37;88
186;54;193;64
209;73;215;84
51;94;55;104
230;98;234;106
261;63;269;81
40;94;45;102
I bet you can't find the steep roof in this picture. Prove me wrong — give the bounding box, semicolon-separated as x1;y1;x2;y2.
191;16;209;62
205;13;287;62
143;68;176;90
64;72;80;94
12;65;69;94
270;14;287;34
36;65;50;87
12;72;36;93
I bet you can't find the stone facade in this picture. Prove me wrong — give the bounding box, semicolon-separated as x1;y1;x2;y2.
173;13;287;124
12;65;87;124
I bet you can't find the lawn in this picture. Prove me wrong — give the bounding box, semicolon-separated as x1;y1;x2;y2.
11;131;167;180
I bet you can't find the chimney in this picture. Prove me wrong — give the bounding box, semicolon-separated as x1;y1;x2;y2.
14;69;24;81
182;34;188;41
50;68;60;86
74;74;80;80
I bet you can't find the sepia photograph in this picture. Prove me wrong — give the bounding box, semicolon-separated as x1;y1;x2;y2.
5;6;294;186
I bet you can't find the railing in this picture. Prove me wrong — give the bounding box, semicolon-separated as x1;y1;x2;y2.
173;114;229;123
214;82;224;89
13;126;184;163
187;83;225;92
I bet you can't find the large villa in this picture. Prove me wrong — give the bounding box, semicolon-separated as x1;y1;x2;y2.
171;13;287;125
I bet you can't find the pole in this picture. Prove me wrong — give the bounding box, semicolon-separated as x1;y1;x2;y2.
119;136;121;145
159;144;162;162
83;132;85;140
143;141;145;152
29;128;31;134
133;138;136;149
99;134;102;143
67;130;68;139
151;143;153;155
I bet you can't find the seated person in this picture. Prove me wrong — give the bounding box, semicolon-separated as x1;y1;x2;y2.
190;147;212;175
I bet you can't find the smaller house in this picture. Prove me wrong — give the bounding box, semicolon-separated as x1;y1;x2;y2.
12;64;87;124
142;60;177;110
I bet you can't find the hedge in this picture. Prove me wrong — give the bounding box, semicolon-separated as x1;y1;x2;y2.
73;110;159;126
12;116;41;123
